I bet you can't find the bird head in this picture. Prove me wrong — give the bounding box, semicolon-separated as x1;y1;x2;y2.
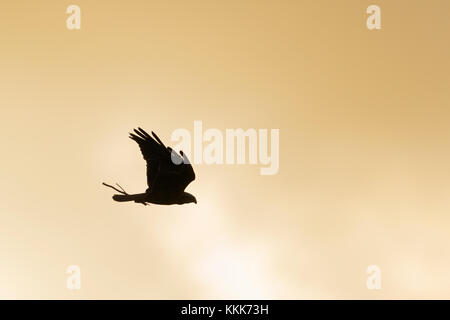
179;192;197;204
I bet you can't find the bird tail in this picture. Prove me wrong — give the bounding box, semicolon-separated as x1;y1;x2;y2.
112;193;147;202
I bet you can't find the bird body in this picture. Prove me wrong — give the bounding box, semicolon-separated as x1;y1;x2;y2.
104;128;197;206
112;191;196;205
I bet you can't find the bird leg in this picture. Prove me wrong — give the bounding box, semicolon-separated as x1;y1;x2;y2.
102;182;149;206
102;182;129;195
115;183;127;194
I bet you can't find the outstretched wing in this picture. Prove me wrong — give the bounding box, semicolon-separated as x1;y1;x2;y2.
129;128;195;193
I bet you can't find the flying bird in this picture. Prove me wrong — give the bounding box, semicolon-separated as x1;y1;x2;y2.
103;128;197;206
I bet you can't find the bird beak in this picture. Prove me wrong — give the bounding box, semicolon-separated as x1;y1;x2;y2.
194;199;197;204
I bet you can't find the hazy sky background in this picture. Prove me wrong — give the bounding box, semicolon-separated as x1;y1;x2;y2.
0;0;449;299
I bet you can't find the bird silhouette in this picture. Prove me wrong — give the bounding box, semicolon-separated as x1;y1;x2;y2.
103;128;196;206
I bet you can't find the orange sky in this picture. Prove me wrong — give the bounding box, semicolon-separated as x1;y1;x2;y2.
0;0;449;299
